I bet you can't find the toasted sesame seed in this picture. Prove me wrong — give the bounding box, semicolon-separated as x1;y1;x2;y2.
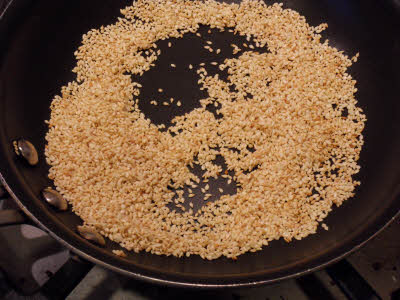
231;44;241;54
112;250;127;257
46;0;365;262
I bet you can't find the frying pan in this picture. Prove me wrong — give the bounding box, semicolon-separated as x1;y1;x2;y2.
0;0;400;288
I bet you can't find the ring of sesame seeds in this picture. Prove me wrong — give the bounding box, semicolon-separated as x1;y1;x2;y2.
45;0;366;260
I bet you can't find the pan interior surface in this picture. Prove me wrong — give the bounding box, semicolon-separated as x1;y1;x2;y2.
0;0;399;286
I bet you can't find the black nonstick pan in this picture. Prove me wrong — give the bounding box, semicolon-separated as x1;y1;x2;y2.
0;0;399;288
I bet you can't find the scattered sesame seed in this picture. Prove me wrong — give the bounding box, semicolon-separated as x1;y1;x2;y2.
46;0;365;261
112;250;127;257
231;44;242;54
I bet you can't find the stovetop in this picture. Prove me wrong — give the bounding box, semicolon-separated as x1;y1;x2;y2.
0;184;400;300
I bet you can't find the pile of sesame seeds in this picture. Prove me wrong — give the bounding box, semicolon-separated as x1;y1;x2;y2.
45;0;366;260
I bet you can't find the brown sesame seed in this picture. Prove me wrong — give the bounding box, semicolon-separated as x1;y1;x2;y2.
46;0;365;261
